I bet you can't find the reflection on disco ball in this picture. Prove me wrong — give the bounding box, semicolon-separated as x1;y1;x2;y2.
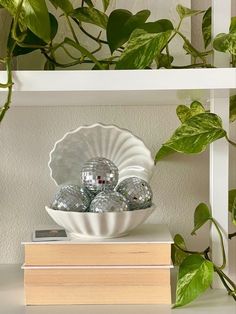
116;177;152;210
51;184;91;212
89;191;128;213
81;157;119;194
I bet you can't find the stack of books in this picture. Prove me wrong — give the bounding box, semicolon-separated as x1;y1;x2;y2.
22;224;173;305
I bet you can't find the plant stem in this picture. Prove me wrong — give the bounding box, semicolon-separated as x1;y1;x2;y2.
172;63;214;69
215;266;236;292
72;18;108;45
174;243;210;256
11;0;27;43
42;51;83;68
0;78;13;88
91;41;102;54
0;57;13;122
160;18;182;54
42;51;114;68
165;44;172;68
225;135;236;148
66;16;80;44
229;232;236;240
50;42;81;61
16;42;47;49
176;30;206;64
210;218;226;270
232;54;236;67
61;46;81;60
215;267;234;294
204;251;236;300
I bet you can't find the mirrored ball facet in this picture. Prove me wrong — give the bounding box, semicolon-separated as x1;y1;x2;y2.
81;157;119;194
89;191;128;213
51;184;91;212
116;177;153;210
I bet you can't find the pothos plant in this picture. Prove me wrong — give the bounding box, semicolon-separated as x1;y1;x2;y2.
0;0;235;122
0;0;236;308
156;100;236;307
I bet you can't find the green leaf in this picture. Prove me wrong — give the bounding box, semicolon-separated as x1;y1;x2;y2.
116;29;172;69
202;7;211;49
48;13;59;40
84;0;94;8
107;9;150;53
171;234;189;266
229;190;236;213
49;0;73;14
213;17;236;55
177;101;206;123
23;0;51;43
190;101;206;114
213;32;236;55
232;203;236;225
191;203;211;235
125;10;150;34
176;105;191;123
230;95;236;122
174;254;214;308
71;7;108;29
44;60;55;70
230;16;236;33
9;13;58;56
107;9;132;52
1;0;51;42
102;0;109;11
155;145;175;163
176;4;204;20
162;113;226;154
155;53;174;69
141;19;174;34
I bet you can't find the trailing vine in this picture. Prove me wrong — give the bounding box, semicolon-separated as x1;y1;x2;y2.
156;101;236;307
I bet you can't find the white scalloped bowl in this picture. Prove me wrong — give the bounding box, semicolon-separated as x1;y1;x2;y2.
45;205;156;239
48;123;154;186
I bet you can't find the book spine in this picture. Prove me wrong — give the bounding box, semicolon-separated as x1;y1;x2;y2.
24;243;171;266
25;285;172;305
24;267;171;286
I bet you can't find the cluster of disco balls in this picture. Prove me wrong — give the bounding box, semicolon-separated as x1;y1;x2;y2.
51;157;153;213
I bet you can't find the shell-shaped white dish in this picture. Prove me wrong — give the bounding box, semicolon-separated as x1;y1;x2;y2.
45;205;155;239
48;123;154;186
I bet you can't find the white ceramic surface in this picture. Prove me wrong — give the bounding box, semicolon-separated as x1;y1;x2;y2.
45;205;156;239
48;123;154;186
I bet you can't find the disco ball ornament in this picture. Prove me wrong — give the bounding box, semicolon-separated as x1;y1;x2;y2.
116;177;153;210
51;184;91;212
81;157;119;194
89;191;128;213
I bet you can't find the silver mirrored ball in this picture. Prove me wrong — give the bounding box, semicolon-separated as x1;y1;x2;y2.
116;177;153;210
81;157;119;194
51;184;91;212
89;191;128;213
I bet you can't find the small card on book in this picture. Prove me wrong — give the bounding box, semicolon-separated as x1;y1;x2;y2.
32;229;68;242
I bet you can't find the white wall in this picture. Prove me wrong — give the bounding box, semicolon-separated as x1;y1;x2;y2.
0;0;235;264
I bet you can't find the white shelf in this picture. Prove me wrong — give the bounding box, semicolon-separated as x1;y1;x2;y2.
0;69;235;106
1;265;235;314
9;69;236;91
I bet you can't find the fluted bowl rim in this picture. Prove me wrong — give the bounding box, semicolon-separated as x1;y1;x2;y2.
45;204;156;239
